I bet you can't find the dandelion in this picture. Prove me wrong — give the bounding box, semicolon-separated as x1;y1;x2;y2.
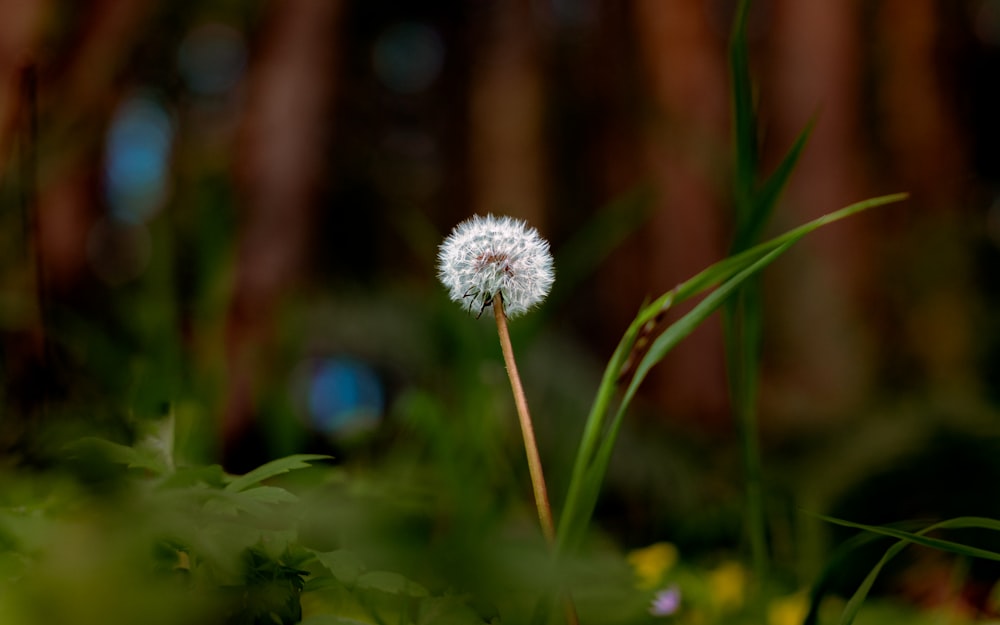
437;214;554;319
650;585;682;617
438;214;574;624
436;215;556;540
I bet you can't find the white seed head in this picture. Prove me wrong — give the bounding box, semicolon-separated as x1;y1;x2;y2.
437;214;555;319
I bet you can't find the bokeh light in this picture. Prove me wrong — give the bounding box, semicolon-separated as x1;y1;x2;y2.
177;22;247;96
293;357;384;438
372;22;444;94
103;93;174;224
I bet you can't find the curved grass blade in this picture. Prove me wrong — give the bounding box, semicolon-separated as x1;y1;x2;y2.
819;514;1000;562
555;193;907;558
802;521;928;625
815;515;1000;625
558;241;794;556
734;120;815;253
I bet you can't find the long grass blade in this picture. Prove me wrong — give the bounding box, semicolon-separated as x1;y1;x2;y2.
558;241;795;556
734;120;815;252
555;193;907;558
815;515;1000;625
819;515;1000;562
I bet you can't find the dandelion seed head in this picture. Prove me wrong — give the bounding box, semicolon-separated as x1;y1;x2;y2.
437;214;555;318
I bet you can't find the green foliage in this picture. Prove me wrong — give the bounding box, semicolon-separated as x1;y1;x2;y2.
725;0;812;592
554;193;906;563
226;455;334;493
0;436;527;625
812;515;1000;625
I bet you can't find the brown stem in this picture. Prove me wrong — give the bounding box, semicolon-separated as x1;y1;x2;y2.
493;296;579;625
493;294;556;544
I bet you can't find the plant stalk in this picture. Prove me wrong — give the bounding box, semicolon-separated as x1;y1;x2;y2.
494;296;579;625
493;295;555;544
724;285;769;602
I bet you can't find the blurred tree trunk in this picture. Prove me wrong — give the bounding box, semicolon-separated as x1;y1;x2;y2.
224;0;342;462
0;0;45;175
878;0;967;210
1;0;153;438
874;0;976;400
0;0;48;445
629;0;730;430
762;0;872;426
468;0;547;229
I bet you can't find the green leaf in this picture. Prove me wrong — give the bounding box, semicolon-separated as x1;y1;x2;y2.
66;436;169;475
225;454;332;493
158;464;228;490
313;549;366;586
200;487;297;518
201;491;265;518
299;616;372;625
355;571;428;597
418;596;495;625
301;575;340;592
239;486;300;505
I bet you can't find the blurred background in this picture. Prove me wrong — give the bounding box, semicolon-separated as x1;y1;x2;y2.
3;0;1000;586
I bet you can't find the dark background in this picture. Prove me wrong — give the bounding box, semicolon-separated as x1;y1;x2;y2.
2;0;1000;579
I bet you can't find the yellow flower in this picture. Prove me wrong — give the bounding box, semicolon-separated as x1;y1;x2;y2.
768;591;809;625
626;542;678;590
707;561;746;611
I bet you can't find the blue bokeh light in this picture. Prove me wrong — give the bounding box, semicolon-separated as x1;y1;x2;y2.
104;94;174;223
303;357;384;437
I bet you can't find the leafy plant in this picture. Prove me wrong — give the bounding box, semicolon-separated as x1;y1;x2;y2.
810;515;1000;625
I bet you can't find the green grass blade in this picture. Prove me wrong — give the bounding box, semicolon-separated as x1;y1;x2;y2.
555;312;648;549
815;515;1000;625
734;120;815;252
556;245;775;555
802;523;927;625
555;193;907;557
724;284;768;585
557;242;795;556
676;192;907;304
629;247;790;397
838;537;908;625
819;515;1000;562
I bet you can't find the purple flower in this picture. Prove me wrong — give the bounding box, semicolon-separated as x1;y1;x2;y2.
649;585;681;617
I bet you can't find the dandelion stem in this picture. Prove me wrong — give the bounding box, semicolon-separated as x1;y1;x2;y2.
494;295;579;625
493;294;556;544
